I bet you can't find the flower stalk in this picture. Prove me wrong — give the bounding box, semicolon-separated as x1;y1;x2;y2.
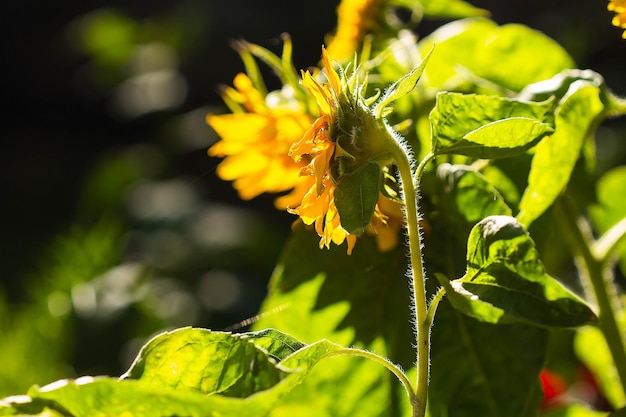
388;136;432;417
554;196;626;395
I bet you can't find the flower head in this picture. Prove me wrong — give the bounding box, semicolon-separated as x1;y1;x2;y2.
609;0;626;38
288;49;357;253
288;47;404;254
208;41;406;254
207;73;314;210
326;0;383;61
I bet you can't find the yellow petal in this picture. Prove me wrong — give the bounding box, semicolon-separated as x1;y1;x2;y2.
207;114;276;154
216;152;270;180
321;47;342;94
232;73;267;113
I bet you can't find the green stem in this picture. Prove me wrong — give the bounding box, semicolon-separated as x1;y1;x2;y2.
328;348;417;407
390;143;433;417
554;198;626;393
428;287;446;330
606;93;626;118
593;217;626;264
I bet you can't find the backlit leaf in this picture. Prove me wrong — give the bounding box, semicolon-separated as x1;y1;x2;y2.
122;327;284;397
3;330;362;417
252;225;413;416
418;18;574;92
430;92;554;158
517;80;605;227
441;215;596;326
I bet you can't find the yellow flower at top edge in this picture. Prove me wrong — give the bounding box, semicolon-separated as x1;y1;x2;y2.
326;0;383;61
609;0;626;38
207;73;314;210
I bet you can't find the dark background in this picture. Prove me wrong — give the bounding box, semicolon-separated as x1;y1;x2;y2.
1;0;625;388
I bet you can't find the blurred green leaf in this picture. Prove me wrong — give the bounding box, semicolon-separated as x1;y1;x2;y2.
613;406;626;417
410;0;489;18
430;92;554;158
428;298;548;417
589;166;626;274
418;18;574;92
517;82;605;227
252;225;412;416
76;9;137;67
575;325;626;409
542;403;611;417
518;69;606;103
440;215;596;326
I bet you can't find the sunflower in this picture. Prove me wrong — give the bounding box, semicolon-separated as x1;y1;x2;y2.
609;0;626;38
326;0;383;61
208;43;404;254
288;48;404;254
207;73;314;210
288;50;357;253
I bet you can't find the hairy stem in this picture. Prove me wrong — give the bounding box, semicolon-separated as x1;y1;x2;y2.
428;287;446;330
390;142;433;417
554;197;626;393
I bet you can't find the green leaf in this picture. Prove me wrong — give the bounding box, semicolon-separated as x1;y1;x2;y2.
589;166;626;274
435;163;512;241
518;69;606;103
122;327;285;397
3;331;356;417
428;298;548;417
430;92;555;158
252;225;413;416
418;18;575;92
0;396;63;417
541;403;611;417
374;46;433;119
517;82;605;227
575;325;626;409
410;0;489;18
20;376;286;417
334;162;382;235
241;328;307;362
613;406;626;417
442;215;596;326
